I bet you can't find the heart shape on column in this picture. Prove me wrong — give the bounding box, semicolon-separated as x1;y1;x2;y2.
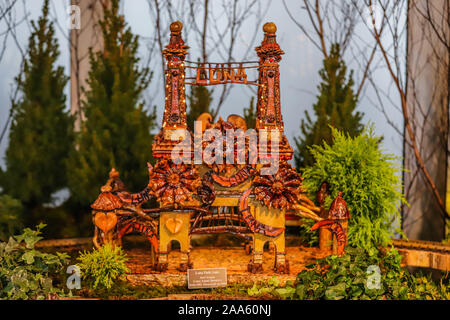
165;217;183;234
94;212;118;233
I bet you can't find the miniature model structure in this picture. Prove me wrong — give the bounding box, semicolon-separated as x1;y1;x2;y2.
90;21;350;274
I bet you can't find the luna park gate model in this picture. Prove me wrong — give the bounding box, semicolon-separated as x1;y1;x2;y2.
90;21;350;274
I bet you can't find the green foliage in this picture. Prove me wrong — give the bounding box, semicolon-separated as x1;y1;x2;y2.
30;204;82;239
0;0;73;207
0;224;69;300
187;83;213;132
0;195;23;241
76;282;252;300
303;126;405;252
243;97;256;129
247;276;296;300
245;248;449;300
294;43;363;168
77;244;130;289
67;0;156;204
297;218;319;247
294;247;449;300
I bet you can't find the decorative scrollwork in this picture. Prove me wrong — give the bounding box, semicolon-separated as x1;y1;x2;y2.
197;172;216;205
115;163;155;206
310;219;347;256
210;165;257;187
239;187;284;237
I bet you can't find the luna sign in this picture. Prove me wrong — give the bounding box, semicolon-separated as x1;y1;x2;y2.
186;62;257;86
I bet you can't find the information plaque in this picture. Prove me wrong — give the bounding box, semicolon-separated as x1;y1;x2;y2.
187;268;227;289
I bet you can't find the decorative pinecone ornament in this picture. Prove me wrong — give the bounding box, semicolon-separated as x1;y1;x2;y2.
253;163;304;210
149;160;201;207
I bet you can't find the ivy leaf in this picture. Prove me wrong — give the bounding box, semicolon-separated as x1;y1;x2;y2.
350;286;363;298
296;284;306;300
325;283;346;300
5;237;18;253
39;277;53;290
21;251;36;264
268;276;280;287
275;286;296;300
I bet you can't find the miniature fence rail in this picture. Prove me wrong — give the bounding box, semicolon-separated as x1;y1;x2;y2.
391;239;450;271
35;237;92;248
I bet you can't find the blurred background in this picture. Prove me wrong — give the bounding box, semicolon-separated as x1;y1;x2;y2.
0;0;447;243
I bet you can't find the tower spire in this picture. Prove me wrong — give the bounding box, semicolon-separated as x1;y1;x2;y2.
153;21;191;160
256;22;292;160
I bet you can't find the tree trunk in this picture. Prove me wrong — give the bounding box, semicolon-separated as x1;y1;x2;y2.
403;0;449;241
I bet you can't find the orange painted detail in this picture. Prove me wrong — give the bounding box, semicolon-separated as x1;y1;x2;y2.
94;212;118;233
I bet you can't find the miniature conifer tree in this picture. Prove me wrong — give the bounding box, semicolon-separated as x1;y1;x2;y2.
67;0;156;204
187;85;213;132
294;44;363;169
244;96;257;129
0;0;73;209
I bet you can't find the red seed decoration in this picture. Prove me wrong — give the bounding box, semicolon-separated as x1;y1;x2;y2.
253;163;304;210
149;160;201;207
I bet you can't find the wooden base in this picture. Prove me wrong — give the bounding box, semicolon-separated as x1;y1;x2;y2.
274;260;290;274
177;262;193;272
155;263;168;272
125;246;328;287
126;273;297;288
247;262;263;273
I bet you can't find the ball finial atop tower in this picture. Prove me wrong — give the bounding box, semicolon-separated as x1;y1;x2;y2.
170;21;183;32
263;22;277;33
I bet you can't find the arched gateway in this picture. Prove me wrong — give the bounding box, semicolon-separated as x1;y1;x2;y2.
90;21;349;274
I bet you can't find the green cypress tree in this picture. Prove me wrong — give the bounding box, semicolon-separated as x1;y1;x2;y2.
186;85;213;132
294;44;363;169
243;96;256;129
0;0;72;209
67;0;156;204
